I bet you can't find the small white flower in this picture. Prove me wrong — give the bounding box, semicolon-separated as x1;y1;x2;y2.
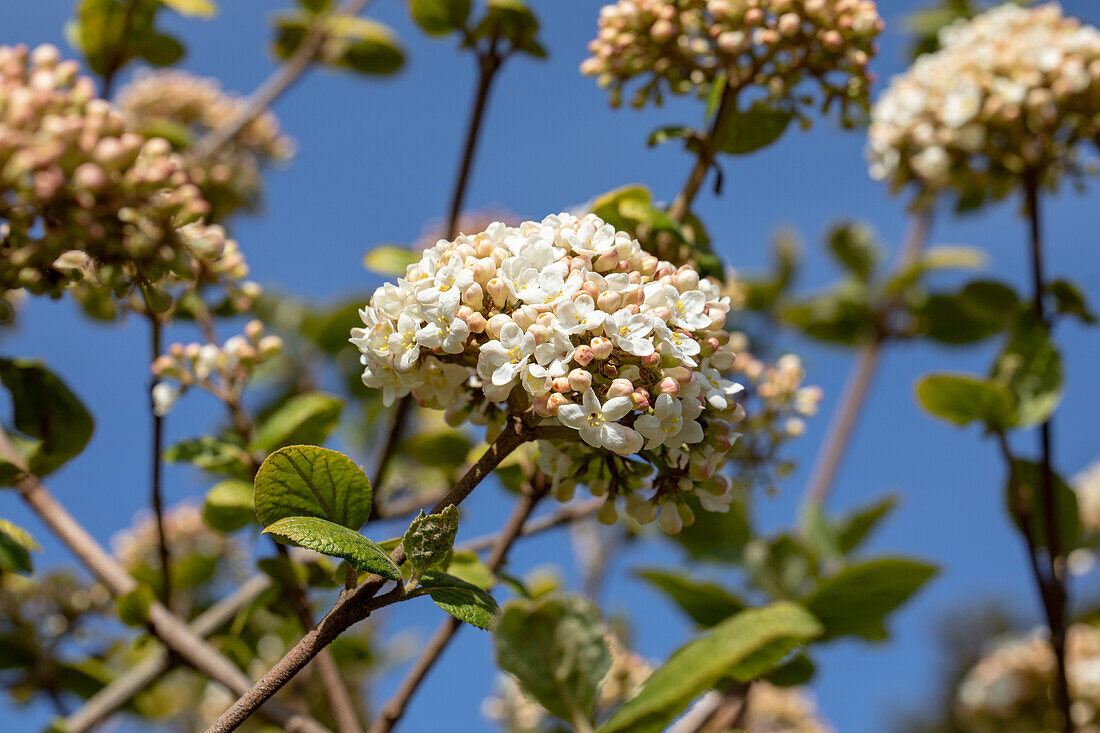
652;320;700;367
387;312;422;372
416;255;474;305
634;393;705;449
698;366;744;411
416;293;470;354
605;310;655;357
556;388;642;456
520;363;553;396
413;357;469;408
661;285;712;330
533;325;574;377
152;382;180;416
555;294;608;334
477;322;536;387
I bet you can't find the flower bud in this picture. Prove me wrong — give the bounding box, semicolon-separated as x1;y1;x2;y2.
657;503;683;534
597;500;619;524
465;312;487;334
607;378;634;399
486;278;508;308
573;344;595;366
596;290;621;312
462;282;484;308
568;369;592;392
590;336;613;360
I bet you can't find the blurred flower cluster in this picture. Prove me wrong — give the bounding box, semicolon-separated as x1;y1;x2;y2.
581;0;882;121
351;212;746;533
956;623;1100;733
117;69;294;222
867;3;1100;205
151;319;284;416
112;500;237;574
0;44;251;318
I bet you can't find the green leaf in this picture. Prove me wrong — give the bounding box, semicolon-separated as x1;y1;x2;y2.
0;359;94;477
495;595;610;722
403;505;459;577
263;516;400;581
203;479;255;532
800;504;841;561
635;568;743;627
836;494;898;554
443;549;495;589
161;0;217;17
164;436;251;479
719;101;793;156
417;570;499;629
363;244;419;277
782;286;876;345
116;585;155;627
249;392;343;455
598;603;822;733
915;374;1013;429
991;314;1062;428
826;223;879;281
672;496;751;563
326;17;405;75
805;558;937;641
298;0;334;12
254;445;372;530
1048;279;1096;324
762;653;815;687
477;0;539;47
0;518;39;574
138;32;185;66
1005;460;1080;552
409;0;471;35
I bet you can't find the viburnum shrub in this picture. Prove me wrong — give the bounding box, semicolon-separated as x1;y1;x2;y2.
1;2;1097;733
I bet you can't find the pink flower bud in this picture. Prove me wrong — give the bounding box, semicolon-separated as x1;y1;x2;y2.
465;312;487;334
568;369;592;392
462;282;484;308
547;393;572;414
486;314;511;339
590;337;613;360
552;377;571;393
581;281;600;299
486;278;508;308
631;390;649;410
607;378;633;399
640;353;660;368
531;394;553;417
596;290;621;312
657;377;680;396
657;503;683;534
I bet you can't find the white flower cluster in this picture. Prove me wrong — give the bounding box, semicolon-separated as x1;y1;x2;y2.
117;69;294;222
868;3;1100;204
582;0;882;119
0;44;251;315
957;624;1100;732
351;213;744;532
151;320;283;416
112;501;232;572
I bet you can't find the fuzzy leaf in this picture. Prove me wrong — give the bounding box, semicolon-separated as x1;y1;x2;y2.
635;568;743;627
0;359;94;478
164;436;251;479
805;557;937;641
263;516;400;580
403;505;458;577
495;595;610;723
254;445;372;530
363;245;419;277
599;603;822;733
719;101;793;155
418;570;499;629
915;374;1012;429
409;0;471;35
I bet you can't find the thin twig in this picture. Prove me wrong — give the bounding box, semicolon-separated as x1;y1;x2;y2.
368;41;507;497
205;419;536;732
667;82;739;222
1023;169;1071;732
192;0;375;159
63;574;273;733
803;211;933;509
368;473;550;733
147;314;173;610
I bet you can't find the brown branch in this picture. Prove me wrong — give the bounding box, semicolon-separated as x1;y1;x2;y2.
667;81;739;222
802;211;933;509
147;314;173;610
368;473;550;733
1022;169;1071;732
192;0;375;160
205;419;536;732
63;574;273;733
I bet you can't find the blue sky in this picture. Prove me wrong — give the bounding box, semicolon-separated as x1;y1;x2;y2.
2;1;1099;731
